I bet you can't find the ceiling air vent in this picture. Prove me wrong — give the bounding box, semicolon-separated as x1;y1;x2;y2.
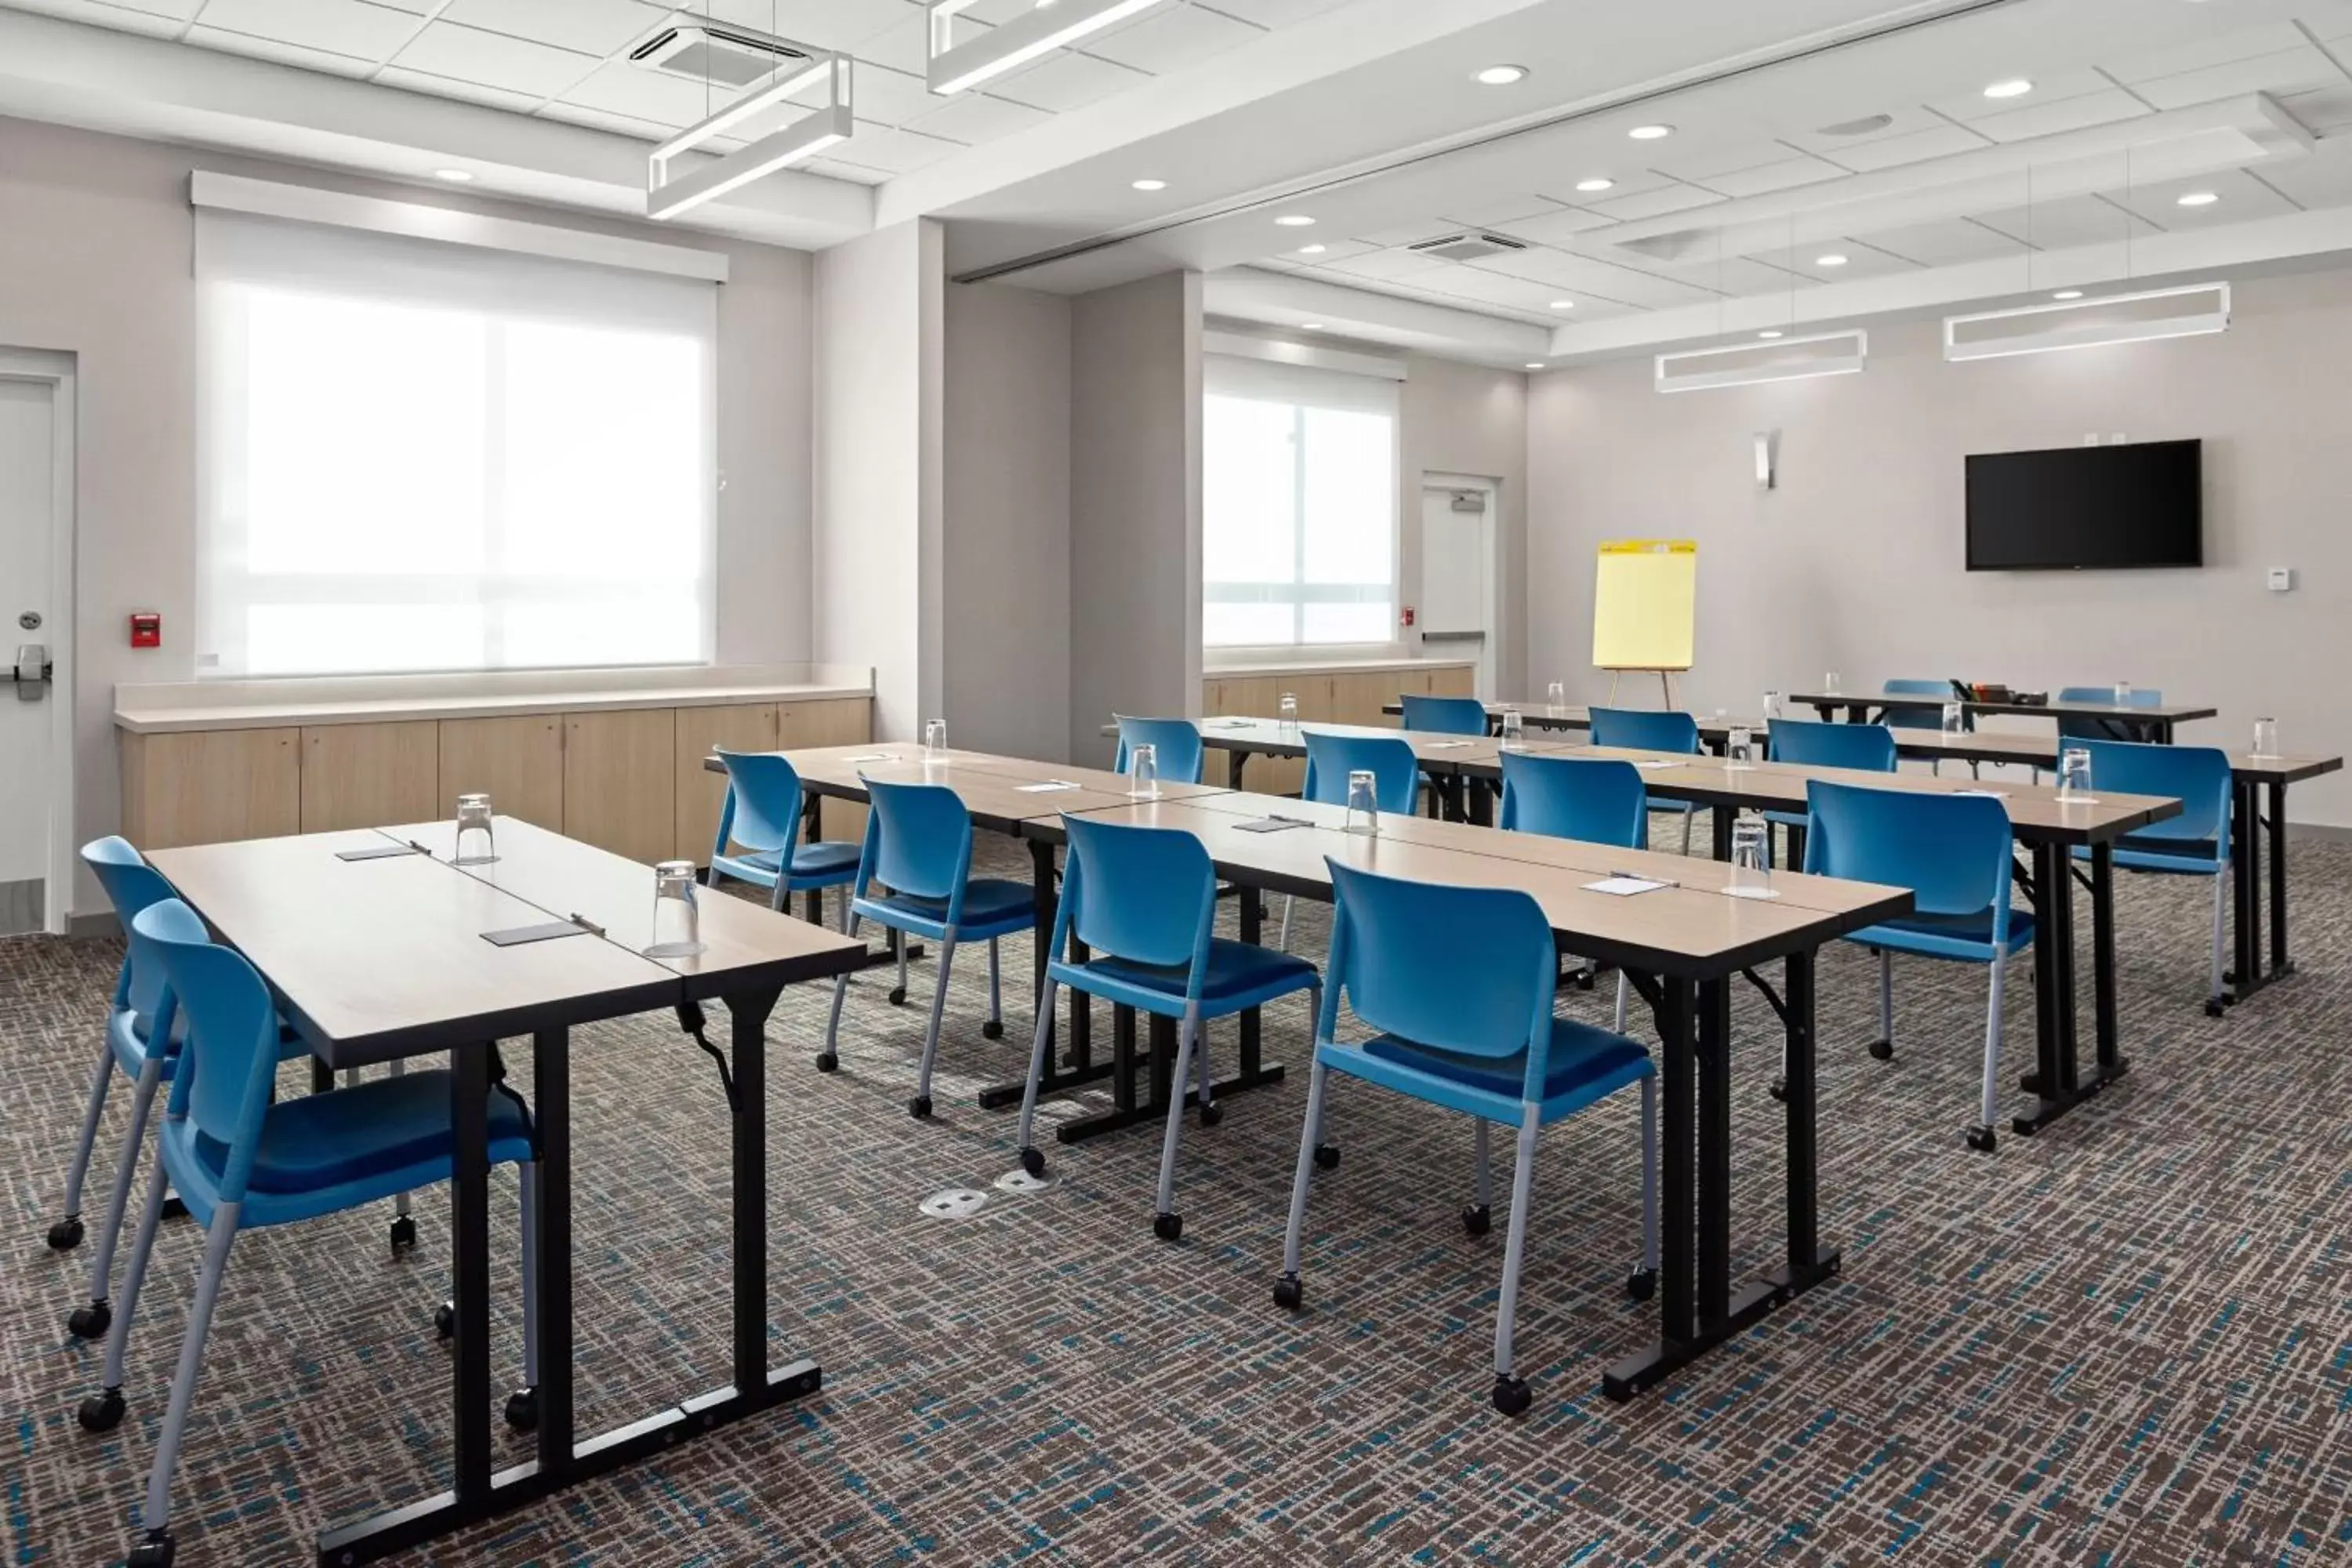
630;14;814;91
1817;113;1895;136
1407;232;1528;263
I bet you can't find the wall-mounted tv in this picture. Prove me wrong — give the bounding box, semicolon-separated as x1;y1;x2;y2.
1965;438;2203;571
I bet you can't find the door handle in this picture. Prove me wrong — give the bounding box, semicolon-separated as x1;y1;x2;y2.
9;643;50;702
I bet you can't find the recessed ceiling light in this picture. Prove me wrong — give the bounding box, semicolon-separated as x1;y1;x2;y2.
1475;64;1529;85
2176;190;2220;207
1131;178;1167;191
2053;289;2084;300
1549;299;1575;310
434;169;474;182
1274;214;1316;227
1574;176;1615;193
1816;253;1849;267
1759;329;1784;339
1524;361;1547;370
1628;124;1673;140
1982;78;2034;99
1297;243;1327;254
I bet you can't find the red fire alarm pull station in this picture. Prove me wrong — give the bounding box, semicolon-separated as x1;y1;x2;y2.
1400;605;1416;627
129;612;161;648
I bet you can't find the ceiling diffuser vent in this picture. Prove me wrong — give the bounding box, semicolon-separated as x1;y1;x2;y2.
1817;113;1895;136
631;14;814;90
1408;232;1528;263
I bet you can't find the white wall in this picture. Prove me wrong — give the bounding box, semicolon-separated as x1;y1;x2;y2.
0;116;816;916
1400;353;1530;698
1069;270;1202;765
813;219;943;744
1526;268;2352;825
943;280;1073;761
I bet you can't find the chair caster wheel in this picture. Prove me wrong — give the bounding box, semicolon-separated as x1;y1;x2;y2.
1019;1145;1046;1179
1461;1203;1491;1238
2205;999;2226;1018
45;1216;83;1250
1200;1102;1223;1128
126;1529;176;1567
1272;1273;1303;1311
982;1020;1005;1040
1867;1038;1893;1062
1153;1211;1182;1243
389;1214;417;1255
815;1051;839;1073
1313;1144;1339;1171
68;1301;111;1341
161;1194;188;1221
1578;968;1597;992
77;1388;125;1433
1965;1125;1998;1154
887;986;908;1006
1491;1374;1533;1417
909;1095;933;1120
503;1386;539;1432
1768;1076;1788;1103
434;1301;456;1342
1627;1268;1657;1302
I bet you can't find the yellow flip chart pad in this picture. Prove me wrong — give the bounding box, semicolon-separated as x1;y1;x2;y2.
1592;539;1697;672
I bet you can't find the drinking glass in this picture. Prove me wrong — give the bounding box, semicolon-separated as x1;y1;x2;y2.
1499;707;1525;751
1129;742;1160;799
1546;681;1567;714
2252;717;2280;758
2057;746;2095;801
452;793;495;865
1762;689;1783;721
1823;672;1842;696
1941;700;1965;736
1726;727;1755;770
1344;769;1379;836
2113;681;2133;706
1278;692;1299;731
648;860;705;957
1727;813;1776;899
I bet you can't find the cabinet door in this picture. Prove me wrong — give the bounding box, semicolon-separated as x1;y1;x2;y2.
300;721;440;833
121;728;300;851
1427;665;1476;699
439;715;564;832
780;698;873;842
563;709;678;865
676;702;779;864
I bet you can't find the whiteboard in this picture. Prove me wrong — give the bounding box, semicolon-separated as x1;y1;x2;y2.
1592;539;1697;671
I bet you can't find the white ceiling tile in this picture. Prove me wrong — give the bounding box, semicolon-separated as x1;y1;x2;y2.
2106;21;2313;85
1657;140;1805;183
389;20;597;98
990;49;1149;111
1468;246;1717;307
556;60;742;127
437;0;655;56
1321;247;1450;280
185;24;376;74
1279;237;1377;263
902;89;1051;143
375;66;544;111
189;0;420;58
1408;266;1577;315
1782;105;1965;159
2281;82;2352;135
1439;195;1568;229
1776;239;1916;284
2249;145;2352;208
826;123;961;172
1965;88;2149;143
953;0;1040;25
1701;156;1847;198
692;0;920;52
1192;0;1338;26
1822;122;1991;172
0;0;192;34
1928;67;2114;124
1346;218;1453;247
2103;166;2301;227
534;98;673;142
800;154;893;184
1585;182;1723;222
1495;207;1617;245
1631;254;1802;296
2129;45;2350;111
855;11;935;76
1973;193;2158;250
1863;218;2028;266
1530;165;1678;205
1083;2;1260;74
840;62;938;125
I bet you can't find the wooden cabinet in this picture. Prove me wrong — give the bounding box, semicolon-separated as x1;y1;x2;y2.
440;715;565;831
675;702;779;863
1202;667;1468;794
300;721;439;833
120;728;300;851
563;709;679;865
780;698;874;844
1426;665;1475;699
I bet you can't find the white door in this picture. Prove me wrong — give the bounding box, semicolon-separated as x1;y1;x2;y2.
0;376;60;934
1420;481;1495;698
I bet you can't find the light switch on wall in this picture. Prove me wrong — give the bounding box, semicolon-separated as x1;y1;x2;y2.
2268;567;2296;593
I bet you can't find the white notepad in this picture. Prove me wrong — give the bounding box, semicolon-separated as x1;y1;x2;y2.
1630;759;1677;771
1014;779;1082;793
1954;788;2009;798
1584;876;1671;896
843;752;898;763
1423;739;1475;750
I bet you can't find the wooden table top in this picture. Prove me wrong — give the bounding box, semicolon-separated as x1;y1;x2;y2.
1045;797;1911;979
387;818;868;1002
702;744;1232;833
1196;717;1519;768
1371;703;1766;737
1791;691;2219;724
1881;728;2344;784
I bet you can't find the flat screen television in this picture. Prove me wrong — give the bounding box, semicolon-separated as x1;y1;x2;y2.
1965;438;2203;571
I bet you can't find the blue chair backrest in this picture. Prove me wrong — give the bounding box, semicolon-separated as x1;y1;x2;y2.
1769;717;1897;772
2057;685;2162;742
1497;751;1646;848
1059;815;1215;972
1804;780;2012;921
713;750;807;856
1301;731;1420;813
1882;678;1953;731
137;899;281;1199
1323;859;1555;1065
1588;707;1700;754
859;777;973;903
82;837;179;1022
1112;716;1205;785
1399;694;1489;736
2074;739;2230;848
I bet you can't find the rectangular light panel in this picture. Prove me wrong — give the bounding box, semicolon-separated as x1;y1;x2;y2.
1654;330;1868;394
648;53;851;222
1944;282;2231;362
928;0;1171;96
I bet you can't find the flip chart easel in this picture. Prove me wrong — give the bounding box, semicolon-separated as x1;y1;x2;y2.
1592;539;1697;706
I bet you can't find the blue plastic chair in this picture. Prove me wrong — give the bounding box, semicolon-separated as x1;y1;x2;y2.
1588;706;1702;855
1113;715;1206;785
1272;859;1657;1416
1497;750;1646;1032
1804;781;2031;1152
1765;719;1897;862
85;899;537;1568
2058;684;2165;745
56;839;336;1345
1016;816;1319;1237
707;750;863;925
1279;730;1425;950
2071;739;2233;1013
1881;678;1972;779
822;776;1040;1116
1399;694;1491;736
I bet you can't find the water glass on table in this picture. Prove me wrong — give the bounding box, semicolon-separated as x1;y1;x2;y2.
1823;672;1841;697
2252;717;2280;758
1941;700;1965;736
1546;681;1566;713
923;719;948;759
1344;770;1379;836
1726;727;1756;770
1499;708;1525;750
2057;746;2096;801
1279;692;1299;731
452;793;495;865
648;860;706;958
2112;681;2133;706
1128;742;1160;799
1727;812;1776;899
1762;689;1783;721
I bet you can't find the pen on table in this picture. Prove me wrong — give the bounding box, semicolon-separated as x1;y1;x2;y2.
1267;814;1314;826
1610;870;1679;887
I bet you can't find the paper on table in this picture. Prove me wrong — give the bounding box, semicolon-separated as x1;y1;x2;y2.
842;752;898;763
1207;720;1255;729
1235;816;1312;834
1423;739;1475;750
1954;788;2009;797
1630;759;1677;771
1014;780;1082;793
1584;876;1671;896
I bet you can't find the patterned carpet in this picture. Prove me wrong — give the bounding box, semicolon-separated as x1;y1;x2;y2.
5;820;2352;1566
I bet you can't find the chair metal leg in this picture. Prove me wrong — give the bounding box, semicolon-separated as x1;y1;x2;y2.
52;1036;114;1247
1152;1005;1202;1240
911;931;958;1116
1278;895;1294;953
1613;972;1630;1034
1014;977;1059;1174
390;1056;412;1225
73;1054;167;1339
987;937;1003;1029
1272;1058;1330;1305
1490;1108;1542;1413
1971;954;2007;1151
89;1154;172;1421
505;1161;540;1432
817;915;862;1074
136;1203;241;1553
1679;811;1693;856
898;930;910;995
2207;867;2228;1010
1871;948;1895;1060
1193;1013;1217;1124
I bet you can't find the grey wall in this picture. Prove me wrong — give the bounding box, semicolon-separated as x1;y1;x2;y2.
1069;270;1201;765
0;116;815;916
813;219;943;743
1526;268;2352;825
943;280;1073;761
1400;353;1530;698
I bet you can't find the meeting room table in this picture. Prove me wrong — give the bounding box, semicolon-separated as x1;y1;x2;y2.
1793;689;2217;742
144;818;866;1567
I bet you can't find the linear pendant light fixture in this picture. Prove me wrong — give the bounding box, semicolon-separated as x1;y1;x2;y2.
928;0;1171;96
648;50;851;221
1943;282;2231;361
1655;329;1867;394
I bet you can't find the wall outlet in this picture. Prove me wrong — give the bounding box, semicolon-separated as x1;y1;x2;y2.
2108;432;2128;445
2268;567;2296;593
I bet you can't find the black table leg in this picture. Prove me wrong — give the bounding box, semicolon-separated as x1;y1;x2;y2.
1229;750;1249;789
310;1057;334;1094
450;1041;494;1504
1240;886;1263;1075
1468;776;1495;828
2015;838;2122;1134
1782;950;1821;1270
2230;777;2259;1000
726;987;775;1399
1057;996;1284;1145
978;841;1109;1110
1711;804;1734;861
532;1026;575;1482
2269;779;2292;976
2090;844;2124;1074
1696;977;1731;1335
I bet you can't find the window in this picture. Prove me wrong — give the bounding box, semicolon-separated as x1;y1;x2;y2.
1203;354;1397;648
197;210;717;678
